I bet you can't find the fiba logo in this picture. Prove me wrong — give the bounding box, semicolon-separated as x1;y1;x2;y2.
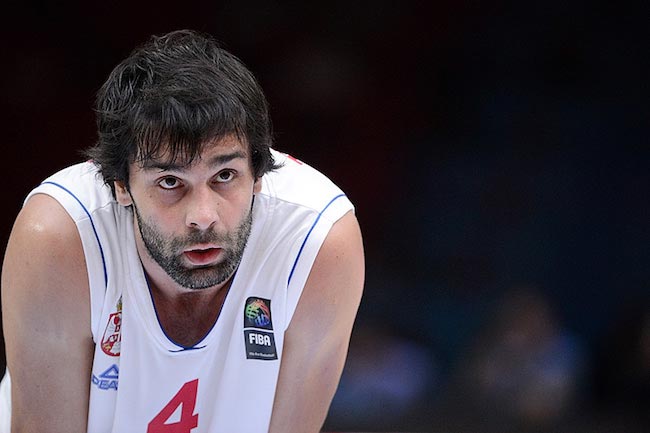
243;297;277;360
245;298;271;327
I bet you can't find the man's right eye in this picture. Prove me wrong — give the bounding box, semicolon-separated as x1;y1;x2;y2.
158;177;181;189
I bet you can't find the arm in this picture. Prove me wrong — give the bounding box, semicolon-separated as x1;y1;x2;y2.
269;211;364;433
2;194;94;433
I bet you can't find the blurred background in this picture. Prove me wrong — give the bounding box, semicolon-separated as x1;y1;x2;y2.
2;1;648;431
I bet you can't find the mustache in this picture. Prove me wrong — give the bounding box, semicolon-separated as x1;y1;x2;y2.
177;228;229;246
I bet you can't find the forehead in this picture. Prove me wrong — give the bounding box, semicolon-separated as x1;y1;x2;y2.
136;135;251;170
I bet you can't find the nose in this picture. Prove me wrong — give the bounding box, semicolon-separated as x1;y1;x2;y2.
185;185;220;230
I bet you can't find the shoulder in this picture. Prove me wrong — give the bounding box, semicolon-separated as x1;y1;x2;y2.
4;192;88;289
257;151;355;248
251;152;357;292
285;210;364;344
3;176;92;318
11;162;103;264
293;211;364;328
29;161;116;220
262;150;353;214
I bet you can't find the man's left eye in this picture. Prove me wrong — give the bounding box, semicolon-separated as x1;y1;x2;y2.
215;170;235;183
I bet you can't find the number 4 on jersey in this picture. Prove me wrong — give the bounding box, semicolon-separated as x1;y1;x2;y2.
148;379;199;433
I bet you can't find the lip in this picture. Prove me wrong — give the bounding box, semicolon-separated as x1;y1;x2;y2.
183;247;222;266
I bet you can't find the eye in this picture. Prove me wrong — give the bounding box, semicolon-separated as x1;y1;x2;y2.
158;176;182;190
215;170;236;183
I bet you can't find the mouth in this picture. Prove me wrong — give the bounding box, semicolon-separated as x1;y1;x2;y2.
183;247;222;266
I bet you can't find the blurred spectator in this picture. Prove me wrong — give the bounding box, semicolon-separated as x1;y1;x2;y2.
324;322;437;431
447;287;586;431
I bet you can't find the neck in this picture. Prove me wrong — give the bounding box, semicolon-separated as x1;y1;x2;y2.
146;272;234;347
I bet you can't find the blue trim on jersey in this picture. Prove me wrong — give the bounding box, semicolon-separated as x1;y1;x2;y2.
41;181;109;288
287;194;346;286
168;345;207;352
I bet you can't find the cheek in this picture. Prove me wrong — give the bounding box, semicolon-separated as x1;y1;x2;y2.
222;194;254;228
136;206;178;238
160;211;190;237
223;202;250;229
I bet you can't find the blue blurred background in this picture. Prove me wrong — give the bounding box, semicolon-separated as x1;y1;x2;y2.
2;1;648;431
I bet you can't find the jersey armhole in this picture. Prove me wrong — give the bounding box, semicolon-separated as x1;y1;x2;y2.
284;194;354;330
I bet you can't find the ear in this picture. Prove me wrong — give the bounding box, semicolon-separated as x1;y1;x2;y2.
114;181;133;206
253;177;262;194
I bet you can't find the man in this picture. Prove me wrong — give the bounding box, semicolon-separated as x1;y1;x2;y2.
0;30;364;433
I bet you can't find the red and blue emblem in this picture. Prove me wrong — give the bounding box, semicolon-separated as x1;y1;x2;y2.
101;297;122;356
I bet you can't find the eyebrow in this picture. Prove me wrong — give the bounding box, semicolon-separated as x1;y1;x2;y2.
142;150;248;172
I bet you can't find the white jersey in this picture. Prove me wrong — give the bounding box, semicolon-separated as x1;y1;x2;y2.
0;150;353;433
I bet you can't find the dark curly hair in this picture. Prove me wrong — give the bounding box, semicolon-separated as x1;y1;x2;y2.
86;29;279;193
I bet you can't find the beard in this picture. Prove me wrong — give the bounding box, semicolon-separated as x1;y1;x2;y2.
132;203;253;290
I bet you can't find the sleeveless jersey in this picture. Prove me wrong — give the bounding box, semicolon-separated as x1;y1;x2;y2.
0;150;353;433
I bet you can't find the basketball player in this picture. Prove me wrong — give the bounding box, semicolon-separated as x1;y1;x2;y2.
0;30;364;433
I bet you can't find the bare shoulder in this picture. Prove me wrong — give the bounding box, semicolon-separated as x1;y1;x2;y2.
289;210;365;337
2;193;93;432
2;193;90;301
5;193;81;249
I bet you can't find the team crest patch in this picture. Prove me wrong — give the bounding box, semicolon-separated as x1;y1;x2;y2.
244;297;277;360
101;297;122;357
